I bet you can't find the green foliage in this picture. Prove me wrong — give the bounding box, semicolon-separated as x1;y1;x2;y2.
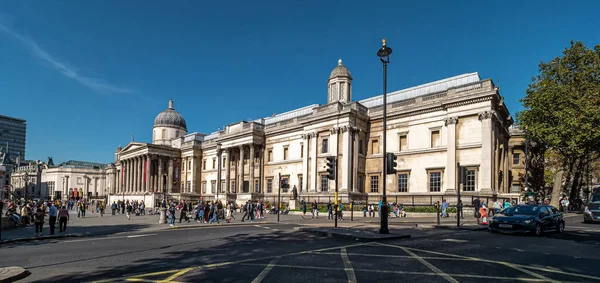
518;41;600;159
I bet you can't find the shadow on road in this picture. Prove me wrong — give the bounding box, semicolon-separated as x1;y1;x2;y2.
28;229;343;282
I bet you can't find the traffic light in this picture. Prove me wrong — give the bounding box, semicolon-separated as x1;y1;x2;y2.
326;156;336;180
386;152;397;174
459;166;467;185
280;178;289;189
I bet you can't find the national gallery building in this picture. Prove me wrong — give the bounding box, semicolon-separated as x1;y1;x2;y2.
107;60;524;206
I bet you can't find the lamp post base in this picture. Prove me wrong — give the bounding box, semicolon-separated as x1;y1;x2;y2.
379;205;389;234
158;207;167;224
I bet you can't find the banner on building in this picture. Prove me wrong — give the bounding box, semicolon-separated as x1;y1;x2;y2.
144;160;148;183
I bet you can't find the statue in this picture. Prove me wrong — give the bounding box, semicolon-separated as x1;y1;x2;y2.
292;185;298;200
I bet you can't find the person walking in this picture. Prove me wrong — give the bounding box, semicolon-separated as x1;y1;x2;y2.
126;202;133;220
59;205;69;232
111;202;117;216
247;201;255;222
327;201;334;220
48;203;58;235
441;199;449;218
311;200;319;219
168;203;176;227
300;198;307;218
34;206;46;237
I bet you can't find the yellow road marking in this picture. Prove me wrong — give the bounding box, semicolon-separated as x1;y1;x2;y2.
159;267;193;282
502;263;560;283
251;257;279;283
340;248;357;283
399;246;459;283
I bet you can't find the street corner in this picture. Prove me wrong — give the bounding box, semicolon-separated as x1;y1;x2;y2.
0;233;83;245
296;226;411;241
0;266;30;283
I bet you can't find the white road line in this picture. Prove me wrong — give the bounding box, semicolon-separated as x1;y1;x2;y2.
251;257;279;283
340;248;357;283
510;248;525;252
61;234;157;243
400;246;459;283
441;239;468;243
127;234;156;238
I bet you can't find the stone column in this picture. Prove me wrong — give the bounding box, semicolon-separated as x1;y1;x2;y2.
352;128;359;192
217;150;222;195
249;144;255;193
226;149;231;194
136;156;141;193
191;156;196;193
479;111;493;193
259;147;264;193
301;134;309;192
309;132;317;192
168;158;174;193
341;126;352;192
145;155;151;192
238;145;245;193
158;157;163;193
127;159;132;193
94;177;98;196
444;117;458;193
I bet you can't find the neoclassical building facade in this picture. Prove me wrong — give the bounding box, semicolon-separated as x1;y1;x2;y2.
108;59;519;206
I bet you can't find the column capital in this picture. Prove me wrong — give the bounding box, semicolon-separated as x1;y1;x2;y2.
340;125;351;133
330;127;340;134
478;111;495;121
444;117;459;126
308;132;317;138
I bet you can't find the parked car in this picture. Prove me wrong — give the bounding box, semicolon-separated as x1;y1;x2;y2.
584;187;600;223
488;205;564;236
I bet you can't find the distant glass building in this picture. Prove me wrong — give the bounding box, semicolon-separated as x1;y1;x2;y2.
0;114;27;162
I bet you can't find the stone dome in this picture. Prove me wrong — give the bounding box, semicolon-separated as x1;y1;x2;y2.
153;99;187;130
329;59;353;80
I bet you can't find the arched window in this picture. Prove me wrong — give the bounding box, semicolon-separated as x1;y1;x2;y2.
161;129;166;139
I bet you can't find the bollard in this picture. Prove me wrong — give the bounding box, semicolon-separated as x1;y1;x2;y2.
435;201;440;226
350;201;354;221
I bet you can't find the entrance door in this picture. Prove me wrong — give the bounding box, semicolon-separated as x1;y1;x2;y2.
243;181;250;193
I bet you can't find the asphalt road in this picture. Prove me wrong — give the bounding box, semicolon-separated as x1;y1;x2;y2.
2;214;600;282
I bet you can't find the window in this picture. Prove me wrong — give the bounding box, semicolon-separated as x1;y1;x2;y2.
268;150;273;162
267;178;273;193
48;181;55;199
431;130;440;147
203;160;206;170
397;173;408;192
222;157;226;168
513;153;520;165
399;135;407;151
284;147;289;160
300;144;304;158
464;169;476;191
281;176;290;192
511;184;521;193
254;180;259;193
231;180;236;193
77;177;83;185
188;161;191;170
210;181;216;194
187;181;191;192
212;158;216;169
429;171;442;192
182;162;185;171
358;175;364;193
370;175;379;193
322;138;329;154
321;175;329;192
359;140;364;154
371;139;380;154
221;181;226;193
298;174;303;191
161;129;166;139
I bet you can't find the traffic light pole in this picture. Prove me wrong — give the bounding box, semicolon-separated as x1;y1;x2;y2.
334;158;338;228
457;162;461;227
380;57;389;234
277;172;281;222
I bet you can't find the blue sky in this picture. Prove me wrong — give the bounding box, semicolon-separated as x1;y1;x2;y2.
1;1;599;164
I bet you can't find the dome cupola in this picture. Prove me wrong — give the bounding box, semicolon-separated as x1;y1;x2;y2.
327;59;353;104
153;99;187;131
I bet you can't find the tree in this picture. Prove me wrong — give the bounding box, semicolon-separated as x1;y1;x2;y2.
518;41;600;207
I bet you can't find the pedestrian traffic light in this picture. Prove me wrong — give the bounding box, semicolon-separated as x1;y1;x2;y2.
386;152;397;174
326;156;336;180
280;178;289;189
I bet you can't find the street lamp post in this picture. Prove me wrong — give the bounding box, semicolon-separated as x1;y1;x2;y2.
22;172;30;202
377;38;392;234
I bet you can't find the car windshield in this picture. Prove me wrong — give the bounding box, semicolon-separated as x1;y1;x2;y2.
501;206;539;215
590;194;600;204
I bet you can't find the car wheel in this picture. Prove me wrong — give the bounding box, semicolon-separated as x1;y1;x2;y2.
557;222;565;233
534;224;542;236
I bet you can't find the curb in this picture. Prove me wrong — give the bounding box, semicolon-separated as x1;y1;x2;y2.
0;234;83;244
0;267;30;283
159;221;270;230
295;227;411;241
427;225;488;231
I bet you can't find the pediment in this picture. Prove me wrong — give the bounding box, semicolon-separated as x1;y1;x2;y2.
121;142;148;153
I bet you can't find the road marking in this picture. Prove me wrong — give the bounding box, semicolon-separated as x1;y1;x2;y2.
160;267;192;282
251;257;279;283
398;246;459;283
340;248;357;283
128;234;156;238
441;239;468;243
510;248;525;252
502;263;560;283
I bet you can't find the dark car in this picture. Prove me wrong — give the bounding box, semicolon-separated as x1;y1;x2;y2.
488;205;564;236
584;188;600;223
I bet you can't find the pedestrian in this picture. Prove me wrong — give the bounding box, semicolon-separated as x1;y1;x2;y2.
247;201;255;222
126;202;133;220
111;201;117;216
197;202;205;223
441;199;449;218
241;200;249;222
59;205;69;232
300;198;307;218
311;200;319;219
48;203;58;235
80;201;86;218
561;197;569;213
327;201;333;220
34;206;46;237
168;203;176;227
